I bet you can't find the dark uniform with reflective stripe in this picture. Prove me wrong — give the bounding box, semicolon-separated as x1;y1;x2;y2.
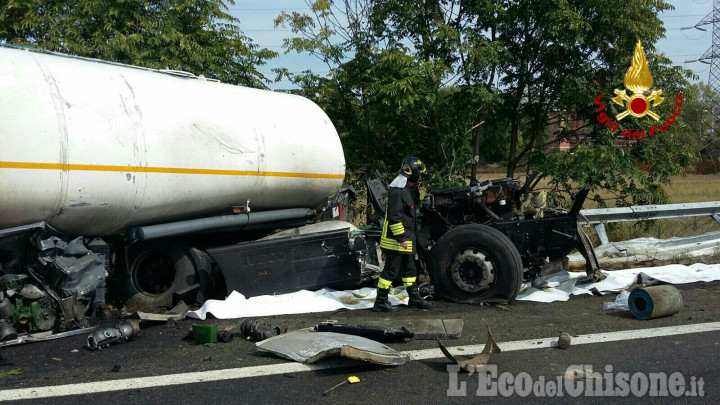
373;156;430;312
378;184;420;289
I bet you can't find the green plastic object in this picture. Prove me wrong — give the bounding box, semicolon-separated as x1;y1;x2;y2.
193;324;218;344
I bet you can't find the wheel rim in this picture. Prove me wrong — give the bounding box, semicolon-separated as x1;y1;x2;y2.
132;251;175;295
448;248;495;293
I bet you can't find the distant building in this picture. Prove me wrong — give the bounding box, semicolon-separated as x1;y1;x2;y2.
546;110;636;152
545;111;588;153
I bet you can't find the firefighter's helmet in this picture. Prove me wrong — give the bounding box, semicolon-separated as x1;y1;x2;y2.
400;157;427;182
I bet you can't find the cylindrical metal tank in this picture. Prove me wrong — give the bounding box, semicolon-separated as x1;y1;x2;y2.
628;285;683;320
0;45;345;235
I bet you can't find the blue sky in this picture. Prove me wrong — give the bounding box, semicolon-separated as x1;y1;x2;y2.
228;0;714;89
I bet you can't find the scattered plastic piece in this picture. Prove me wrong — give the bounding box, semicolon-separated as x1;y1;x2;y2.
192;325;218;344
323;376;361;396
136;301;189;322
603;290;630;311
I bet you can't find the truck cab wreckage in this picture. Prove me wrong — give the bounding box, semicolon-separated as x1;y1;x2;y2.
366;174;603;304
0;44;601;341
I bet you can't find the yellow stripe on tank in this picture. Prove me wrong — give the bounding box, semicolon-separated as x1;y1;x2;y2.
0;161;345;180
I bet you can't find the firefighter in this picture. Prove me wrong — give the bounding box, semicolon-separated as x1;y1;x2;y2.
373;157;432;312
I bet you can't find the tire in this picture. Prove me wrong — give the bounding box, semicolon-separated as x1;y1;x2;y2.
429;224;523;304
115;241;197;310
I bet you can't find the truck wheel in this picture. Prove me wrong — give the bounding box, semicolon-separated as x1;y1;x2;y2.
116;242;197;310
429;224;523;304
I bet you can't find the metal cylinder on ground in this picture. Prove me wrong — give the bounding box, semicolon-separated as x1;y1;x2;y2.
628;285;683;320
0;320;17;342
240;318;281;341
87;321;138;350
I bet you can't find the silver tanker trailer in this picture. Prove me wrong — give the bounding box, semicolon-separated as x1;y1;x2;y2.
0;44;371;336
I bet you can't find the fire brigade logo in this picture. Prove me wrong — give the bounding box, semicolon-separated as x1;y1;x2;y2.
611;41;664;120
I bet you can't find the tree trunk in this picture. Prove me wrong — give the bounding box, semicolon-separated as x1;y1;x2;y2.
471;124;482;183
507;94;522;178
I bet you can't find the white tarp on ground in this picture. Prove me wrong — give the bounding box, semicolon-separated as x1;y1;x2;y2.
186;287;409;320
516;263;720;303
186;263;720;319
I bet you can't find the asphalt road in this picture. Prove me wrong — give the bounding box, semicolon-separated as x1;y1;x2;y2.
1;280;718;404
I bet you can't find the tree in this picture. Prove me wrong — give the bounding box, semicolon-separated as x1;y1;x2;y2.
277;0;697;207
486;0;696;206
678;82;720;169
0;0;276;87
275;0;496;188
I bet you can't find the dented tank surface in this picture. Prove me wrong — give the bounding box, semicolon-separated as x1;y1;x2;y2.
0;45;346;236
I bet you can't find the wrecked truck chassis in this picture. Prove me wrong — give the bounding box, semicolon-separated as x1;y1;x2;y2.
190;194;594;307
365;176;599;304
0;199;372;328
0;179;599;328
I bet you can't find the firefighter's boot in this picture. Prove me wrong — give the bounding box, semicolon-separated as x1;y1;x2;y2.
407;284;432;309
372;288;397;312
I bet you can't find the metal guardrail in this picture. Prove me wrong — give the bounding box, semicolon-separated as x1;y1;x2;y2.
578;201;720;244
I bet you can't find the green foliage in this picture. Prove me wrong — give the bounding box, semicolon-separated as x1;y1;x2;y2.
277;0;698;207
677;82;720;157
0;0;276;87
534;46;698;207
275;0;496;189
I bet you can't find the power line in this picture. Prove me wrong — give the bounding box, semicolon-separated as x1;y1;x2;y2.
684;0;720;135
661;14;707;18
679;28;708;40
668;26;708;31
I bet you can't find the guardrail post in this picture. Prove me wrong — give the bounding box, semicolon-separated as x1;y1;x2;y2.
594;224;609;245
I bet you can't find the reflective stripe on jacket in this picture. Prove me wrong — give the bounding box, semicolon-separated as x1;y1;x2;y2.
380;185;417;255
